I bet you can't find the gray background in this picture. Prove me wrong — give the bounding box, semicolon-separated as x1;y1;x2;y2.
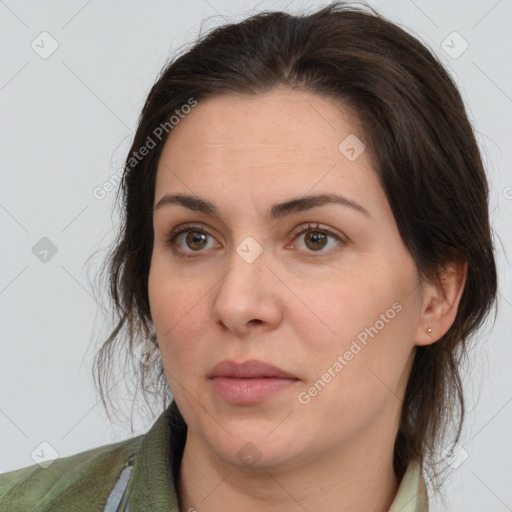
0;1;511;510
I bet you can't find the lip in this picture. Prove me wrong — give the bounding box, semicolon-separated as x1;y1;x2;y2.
209;359;298;379
209;359;300;405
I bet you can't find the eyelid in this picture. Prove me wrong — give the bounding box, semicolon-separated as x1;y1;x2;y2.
165;222;209;242
290;222;345;242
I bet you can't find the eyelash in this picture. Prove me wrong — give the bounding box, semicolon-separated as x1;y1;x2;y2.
164;222;346;259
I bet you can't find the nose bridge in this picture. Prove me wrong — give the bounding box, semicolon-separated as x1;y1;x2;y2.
220;234;267;298
212;234;282;331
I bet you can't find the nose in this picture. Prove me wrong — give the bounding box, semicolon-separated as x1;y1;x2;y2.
211;242;283;336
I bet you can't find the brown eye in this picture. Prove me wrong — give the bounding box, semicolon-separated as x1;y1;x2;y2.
184;231;209;251
303;231;328;251
289;223;346;255
164;224;221;258
165;223;220;257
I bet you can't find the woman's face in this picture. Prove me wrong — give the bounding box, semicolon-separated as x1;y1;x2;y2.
148;87;427;470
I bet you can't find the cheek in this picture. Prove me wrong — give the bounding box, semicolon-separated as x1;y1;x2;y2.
148;248;208;329
305;262;417;400
320;266;402;344
148;259;201;368
299;303;413;439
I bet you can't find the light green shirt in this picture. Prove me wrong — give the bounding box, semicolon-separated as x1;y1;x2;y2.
0;404;428;511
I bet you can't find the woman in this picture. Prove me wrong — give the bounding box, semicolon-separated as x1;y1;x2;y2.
0;2;497;511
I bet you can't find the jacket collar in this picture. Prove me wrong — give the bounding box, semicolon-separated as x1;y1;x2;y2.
389;459;429;511
126;404;428;511
124;403;186;511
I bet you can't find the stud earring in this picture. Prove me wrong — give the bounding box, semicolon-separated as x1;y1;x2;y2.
426;327;432;336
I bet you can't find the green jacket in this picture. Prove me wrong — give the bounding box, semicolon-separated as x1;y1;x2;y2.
0;405;429;511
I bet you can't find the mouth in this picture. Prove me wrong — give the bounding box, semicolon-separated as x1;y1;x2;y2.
209;359;300;405
209;359;299;379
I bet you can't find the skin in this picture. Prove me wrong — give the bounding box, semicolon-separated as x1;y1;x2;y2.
148;87;467;512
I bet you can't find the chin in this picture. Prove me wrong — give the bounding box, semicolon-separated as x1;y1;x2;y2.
202;420;305;471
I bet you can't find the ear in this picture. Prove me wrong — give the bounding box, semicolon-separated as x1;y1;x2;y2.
414;259;468;346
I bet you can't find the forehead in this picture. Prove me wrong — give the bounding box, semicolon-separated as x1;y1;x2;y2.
154;88;385;215
159;87;363;160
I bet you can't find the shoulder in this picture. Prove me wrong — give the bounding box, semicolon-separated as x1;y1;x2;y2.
0;434;143;512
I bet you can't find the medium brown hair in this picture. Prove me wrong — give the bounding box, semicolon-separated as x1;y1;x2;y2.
92;1;498;490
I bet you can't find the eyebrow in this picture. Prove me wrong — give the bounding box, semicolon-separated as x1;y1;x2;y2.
154;192;370;219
